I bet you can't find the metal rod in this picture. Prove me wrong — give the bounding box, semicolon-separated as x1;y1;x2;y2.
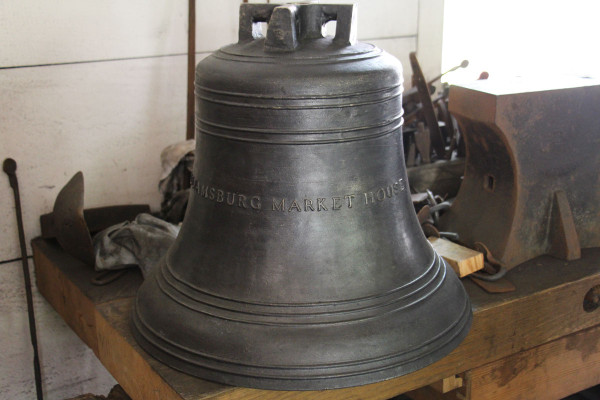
427;59;469;86
3;158;44;400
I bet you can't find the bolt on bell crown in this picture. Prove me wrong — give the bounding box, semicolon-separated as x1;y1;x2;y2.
132;3;472;390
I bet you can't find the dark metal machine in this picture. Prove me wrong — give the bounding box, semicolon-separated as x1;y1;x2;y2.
133;3;472;390
441;79;600;269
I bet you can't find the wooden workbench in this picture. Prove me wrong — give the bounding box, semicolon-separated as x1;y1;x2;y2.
32;238;600;400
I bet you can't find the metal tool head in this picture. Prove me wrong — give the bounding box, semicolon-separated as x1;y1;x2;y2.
3;158;17;174
53;172;95;266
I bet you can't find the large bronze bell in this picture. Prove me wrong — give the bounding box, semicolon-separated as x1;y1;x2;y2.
133;3;472;390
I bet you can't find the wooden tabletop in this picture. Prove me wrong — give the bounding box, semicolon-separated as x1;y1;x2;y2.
32;238;600;399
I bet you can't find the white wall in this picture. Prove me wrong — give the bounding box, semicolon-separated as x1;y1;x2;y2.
0;1;443;398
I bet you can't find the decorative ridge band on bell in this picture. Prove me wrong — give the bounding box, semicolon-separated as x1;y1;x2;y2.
133;2;472;390
194;84;404;145
143;252;448;325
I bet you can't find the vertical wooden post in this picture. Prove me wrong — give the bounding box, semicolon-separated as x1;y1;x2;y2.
186;0;196;140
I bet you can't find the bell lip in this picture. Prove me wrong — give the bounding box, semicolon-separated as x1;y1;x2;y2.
131;298;471;390
131;255;473;390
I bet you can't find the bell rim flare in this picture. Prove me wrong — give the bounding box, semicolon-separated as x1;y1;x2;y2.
132;254;472;390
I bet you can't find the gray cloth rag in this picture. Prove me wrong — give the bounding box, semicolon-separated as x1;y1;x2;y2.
159;139;195;181
93;213;179;278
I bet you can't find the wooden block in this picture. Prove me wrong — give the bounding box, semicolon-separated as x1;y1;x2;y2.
429;237;484;277
430;375;463;394
468;324;600;400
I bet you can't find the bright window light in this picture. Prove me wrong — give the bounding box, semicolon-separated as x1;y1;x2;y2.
441;0;600;84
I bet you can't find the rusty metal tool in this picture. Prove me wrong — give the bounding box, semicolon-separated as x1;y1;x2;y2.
435;100;457;159
409;52;445;159
470;242;507;281
45;172;94;266
427;59;468;87
469;243;513;293
3;158;44;400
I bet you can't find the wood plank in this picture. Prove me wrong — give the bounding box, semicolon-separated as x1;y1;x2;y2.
429;237;484;277
32;238;142;355
468;324;600;400
33;239;100;354
0;0;239;67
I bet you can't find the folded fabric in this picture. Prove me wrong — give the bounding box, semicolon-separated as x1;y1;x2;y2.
93;213;180;278
159;139;195;181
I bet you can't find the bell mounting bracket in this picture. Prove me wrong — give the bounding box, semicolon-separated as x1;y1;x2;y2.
238;3;357;52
